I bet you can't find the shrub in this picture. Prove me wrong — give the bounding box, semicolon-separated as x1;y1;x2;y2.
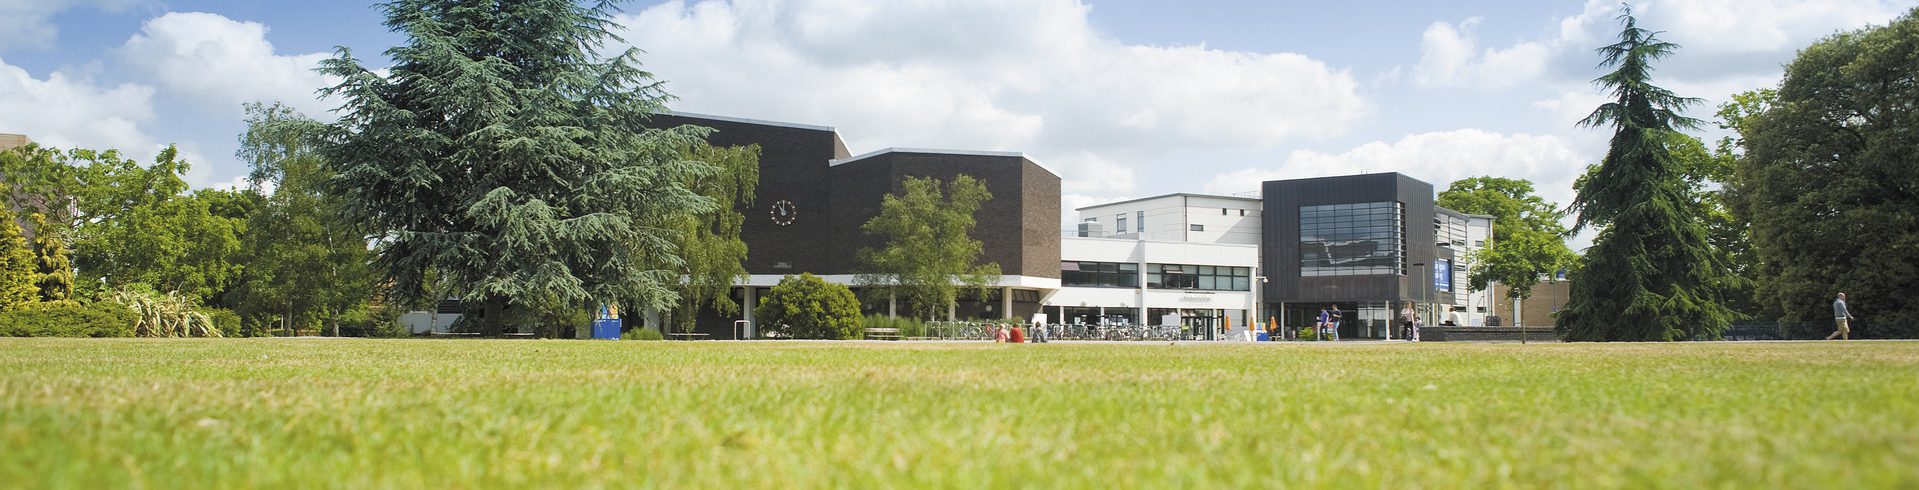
621;327;664;341
755;273;862;339
0;301;137;337
201;308;242;337
109;286;221;338
1296;327;1319;341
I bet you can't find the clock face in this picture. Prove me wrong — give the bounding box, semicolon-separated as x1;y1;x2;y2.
770;199;797;226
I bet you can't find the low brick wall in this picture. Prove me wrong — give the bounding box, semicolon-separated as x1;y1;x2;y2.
1421;326;1560;342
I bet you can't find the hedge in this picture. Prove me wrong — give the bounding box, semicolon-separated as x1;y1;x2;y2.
0;302;137;338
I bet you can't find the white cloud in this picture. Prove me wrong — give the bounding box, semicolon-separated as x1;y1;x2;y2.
0;0;145;50
614;0;1369;197
1204;129;1589;206
0;56;157;154
1411;18;1550;89
117;12;338;118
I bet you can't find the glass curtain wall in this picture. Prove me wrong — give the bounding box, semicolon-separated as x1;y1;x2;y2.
1299;202;1406;277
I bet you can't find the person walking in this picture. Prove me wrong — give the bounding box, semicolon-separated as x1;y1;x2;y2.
1826;292;1856;340
1316;307;1330;341
1398;303;1417;341
1328;305;1343;341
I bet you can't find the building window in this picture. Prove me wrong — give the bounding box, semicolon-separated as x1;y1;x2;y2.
1116;215;1127;233
1239;209;1246;216
1146;264;1250;291
1190;224;1205;232
1062;261;1139;288
1222;208;1229;215
1136;211;1144;232
1299;201;1405;277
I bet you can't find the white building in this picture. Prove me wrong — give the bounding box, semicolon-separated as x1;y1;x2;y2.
1047;194;1264;337
1435;208;1496;326
1048;191;1495;336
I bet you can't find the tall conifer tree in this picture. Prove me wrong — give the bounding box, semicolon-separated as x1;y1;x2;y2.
27;212;74;303
0;209;37;310
1557;8;1732;341
320;0;717;335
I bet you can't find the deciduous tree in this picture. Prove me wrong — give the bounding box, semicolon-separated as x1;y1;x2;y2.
664;143;758;333
856;175;1000;320
1735;8;1919;338
231;102;378;337
1437;177;1578;306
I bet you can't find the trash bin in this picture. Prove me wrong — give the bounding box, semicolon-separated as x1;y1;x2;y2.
591;318;621;340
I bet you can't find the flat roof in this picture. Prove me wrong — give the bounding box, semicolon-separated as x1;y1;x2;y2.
829;147;1060;177
1076;192;1261;211
1435;205;1496;220
829;147;1027;166
665;111;837;133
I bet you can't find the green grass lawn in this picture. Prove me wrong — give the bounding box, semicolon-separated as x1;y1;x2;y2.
2;339;1915;488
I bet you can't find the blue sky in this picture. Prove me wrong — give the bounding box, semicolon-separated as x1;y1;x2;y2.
4;0;1916;242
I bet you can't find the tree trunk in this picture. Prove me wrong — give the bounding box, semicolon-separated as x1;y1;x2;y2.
482;295;506;337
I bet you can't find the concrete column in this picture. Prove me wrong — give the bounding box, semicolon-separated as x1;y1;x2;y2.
888;289;897;318
742;286;757;339
1000;287;1013;320
946;300;956;322
1137;237;1149;326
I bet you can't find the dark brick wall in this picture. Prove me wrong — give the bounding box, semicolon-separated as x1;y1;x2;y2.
826;152;1059;278
647;114;848;275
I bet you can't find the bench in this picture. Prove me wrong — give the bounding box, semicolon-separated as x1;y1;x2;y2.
667;332;711;341
863;327;901;340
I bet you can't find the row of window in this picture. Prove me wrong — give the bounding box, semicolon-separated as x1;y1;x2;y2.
1062;261;1252;291
1148;264;1252;291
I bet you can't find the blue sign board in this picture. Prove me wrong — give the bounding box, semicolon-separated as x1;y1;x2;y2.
1433;259;1453;292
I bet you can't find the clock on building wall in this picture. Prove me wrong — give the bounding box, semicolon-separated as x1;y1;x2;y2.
769;199;797;226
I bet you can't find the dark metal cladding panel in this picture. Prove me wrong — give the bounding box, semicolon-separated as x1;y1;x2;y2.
1262;173;1441;305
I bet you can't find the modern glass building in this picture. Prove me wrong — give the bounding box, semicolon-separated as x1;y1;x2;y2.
1262;173;1466;339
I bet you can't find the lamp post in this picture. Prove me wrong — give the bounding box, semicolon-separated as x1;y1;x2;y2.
1408;262;1430;342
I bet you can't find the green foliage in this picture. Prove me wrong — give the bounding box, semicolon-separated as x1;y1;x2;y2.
1436;177;1578;301
201;307;242;338
666;143;760;333
621;327;665;341
320;0;719;336
0;143;79;224
0;301;135;337
26;213;74;302
755;273;862;339
1558;9;1734;341
0;207;36;311
229;102;378;338
1735;8;1919;338
111;286;222;338
855;174;1001;320
56;147;252;303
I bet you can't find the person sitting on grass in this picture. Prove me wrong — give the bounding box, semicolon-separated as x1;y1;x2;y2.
993;324;1009;343
1009;324;1026;343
